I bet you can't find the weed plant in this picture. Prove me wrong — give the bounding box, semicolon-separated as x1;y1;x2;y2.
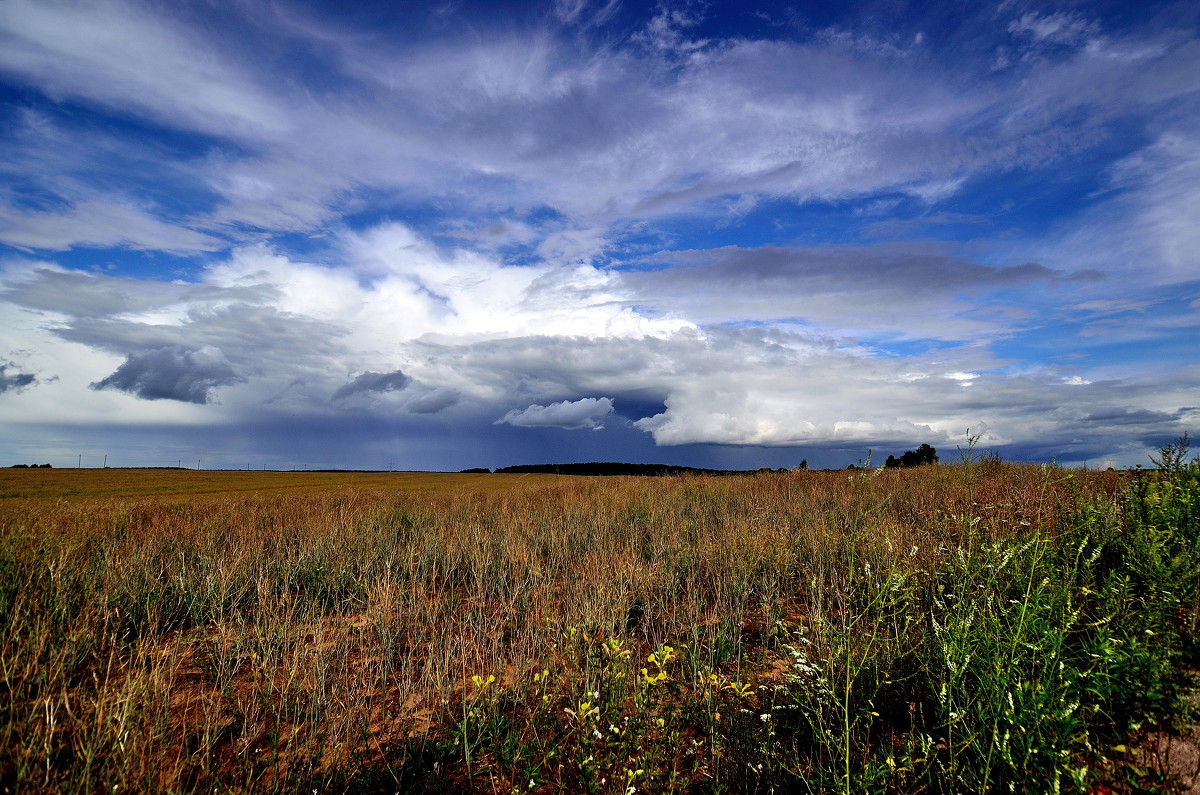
0;462;1195;793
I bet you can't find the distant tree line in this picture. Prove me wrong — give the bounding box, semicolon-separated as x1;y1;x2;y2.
884;444;938;469
10;463;53;468
488;463;737;477
464;462;811;477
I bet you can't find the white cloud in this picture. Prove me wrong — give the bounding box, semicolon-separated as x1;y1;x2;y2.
1008;11;1099;47
0;0;1007;238
3;0;1194;258
498;397;615;429
1024;128;1200;287
552;0;618;28
535;227;610;266
553;0;587;25
0;199;222;252
1;217;1197;466
0;0;290;139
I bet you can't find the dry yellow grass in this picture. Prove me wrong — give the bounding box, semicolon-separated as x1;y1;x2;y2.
0;465;1135;792
0;467;559;501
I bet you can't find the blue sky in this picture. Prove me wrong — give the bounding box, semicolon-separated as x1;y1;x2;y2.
0;0;1197;471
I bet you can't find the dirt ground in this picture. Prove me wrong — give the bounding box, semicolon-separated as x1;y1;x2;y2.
1136;678;1200;793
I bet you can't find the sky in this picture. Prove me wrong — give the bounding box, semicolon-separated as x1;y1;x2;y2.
0;0;1197;472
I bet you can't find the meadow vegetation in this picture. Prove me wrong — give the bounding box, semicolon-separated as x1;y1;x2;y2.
1;457;1197;793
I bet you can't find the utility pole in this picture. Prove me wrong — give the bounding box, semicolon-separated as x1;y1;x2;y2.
196;459;200;470
102;454;107;468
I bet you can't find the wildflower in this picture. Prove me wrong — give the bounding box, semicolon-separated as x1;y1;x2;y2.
725;680;753;697
564;700;599;723
641;667;668;685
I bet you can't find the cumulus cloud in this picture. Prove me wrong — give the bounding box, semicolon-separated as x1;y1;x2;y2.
332;370;412;400
498;397;615;430
89;345;243;403
0;218;1192;465
0;364;36;393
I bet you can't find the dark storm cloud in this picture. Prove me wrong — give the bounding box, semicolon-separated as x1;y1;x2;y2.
1081;407;1182;425
51;302;347;374
404;387;461;414
332;370;412;400
637;242;1100;296
618;242;1105;339
90;345;243;403
0;364;36;393
330;370;461;415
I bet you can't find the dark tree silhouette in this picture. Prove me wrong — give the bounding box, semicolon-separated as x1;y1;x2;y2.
884;444;938;468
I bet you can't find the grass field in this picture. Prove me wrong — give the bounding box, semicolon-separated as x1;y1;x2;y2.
0;467;557;501
1;461;1198;793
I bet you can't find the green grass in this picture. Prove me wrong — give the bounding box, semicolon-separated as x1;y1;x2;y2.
1;463;1196;793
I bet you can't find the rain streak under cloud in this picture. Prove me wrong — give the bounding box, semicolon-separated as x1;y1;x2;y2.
0;0;1198;471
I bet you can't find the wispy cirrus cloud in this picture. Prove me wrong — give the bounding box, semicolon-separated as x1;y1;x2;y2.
0;200;222;252
0;0;290;138
8;0;1187;247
